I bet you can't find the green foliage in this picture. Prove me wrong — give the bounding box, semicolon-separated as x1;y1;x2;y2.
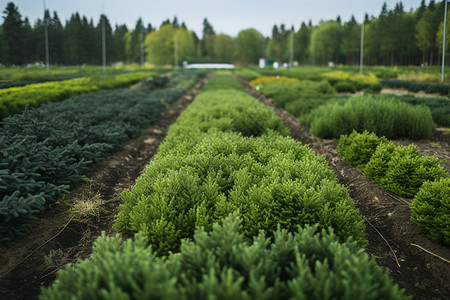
0;71;158;118
337;130;389;169
202;73;244;91
235;69;262;82
379;94;450;127
115;74;366;254
0;88;185;242
115;132;366;254
234;28;265;64
301;96;434;140
41;213;409;300
145;24;195;66
334;81;356;93
258;80;336;117
338;131;449;198
380;80;450;95
364;143;449;198
410;178;450;245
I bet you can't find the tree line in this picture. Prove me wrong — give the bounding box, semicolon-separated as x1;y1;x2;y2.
0;1;449;66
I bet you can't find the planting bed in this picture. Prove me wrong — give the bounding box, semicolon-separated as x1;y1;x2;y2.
0;71;449;299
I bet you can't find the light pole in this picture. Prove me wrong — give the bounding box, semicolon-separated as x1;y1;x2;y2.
43;0;49;70
360;20;364;74
442;0;448;82
289;28;294;67
174;32;178;68
102;1;106;74
140;21;144;67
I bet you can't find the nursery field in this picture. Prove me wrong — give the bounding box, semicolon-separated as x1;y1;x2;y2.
0;67;449;299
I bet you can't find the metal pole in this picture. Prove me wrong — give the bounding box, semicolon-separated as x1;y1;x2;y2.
174;32;178;68
360;21;364;74
44;0;49;70
140;22;144;66
102;15;106;73
442;0;448;82
290;30;294;67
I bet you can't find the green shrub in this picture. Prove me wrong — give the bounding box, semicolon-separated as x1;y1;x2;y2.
380;94;450;127
337;130;389;169
380;80;450;95
364;83;383;93
334;81;356;93
364;143;449;198
115;74;366;254
337;131;449;199
41;213;409;300
235;69;262;82
0;71;158;118
158;88;290;154
259;80;335;109
115;132;366;254
202;73;243;91
302;96;434;140
0;88;185;242
410;178;450;244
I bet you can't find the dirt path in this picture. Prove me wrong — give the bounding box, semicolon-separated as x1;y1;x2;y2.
0;75;211;300
237;76;450;300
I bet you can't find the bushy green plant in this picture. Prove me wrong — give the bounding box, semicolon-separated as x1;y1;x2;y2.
380;80;450;95
410;178;450;244
364;143;449;198
302;96;434;140
334;81;356;93
260;80;335;109
380;94;450;127
41;213;409;300
0;88;185;242
202;73;244;91
115;132;366;254
0;71;158;118
115;74;366;254
158;88;290;154
338;131;449;198
363;83;383;93
337;130;389;169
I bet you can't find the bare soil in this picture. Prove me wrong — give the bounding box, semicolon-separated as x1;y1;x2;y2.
1;73;449;299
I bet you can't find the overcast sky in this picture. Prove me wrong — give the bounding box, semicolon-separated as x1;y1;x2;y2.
3;0;425;37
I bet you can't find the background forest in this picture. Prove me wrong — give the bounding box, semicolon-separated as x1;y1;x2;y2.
0;0;448;66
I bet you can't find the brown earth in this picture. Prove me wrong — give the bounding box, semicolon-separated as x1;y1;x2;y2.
1;73;449;299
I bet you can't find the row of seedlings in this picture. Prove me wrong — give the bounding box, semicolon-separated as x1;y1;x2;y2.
40;73;409;299
0;71;206;242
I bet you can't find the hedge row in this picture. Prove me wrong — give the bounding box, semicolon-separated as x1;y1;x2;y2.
41;213;409;300
253;80;339;117
114;74;367;256
42;74;408;299
0;88;185;242
301;96;435;140
338;131;449;244
0;71;158;119
379;94;450;127
380;79;450;95
338;131;449;198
